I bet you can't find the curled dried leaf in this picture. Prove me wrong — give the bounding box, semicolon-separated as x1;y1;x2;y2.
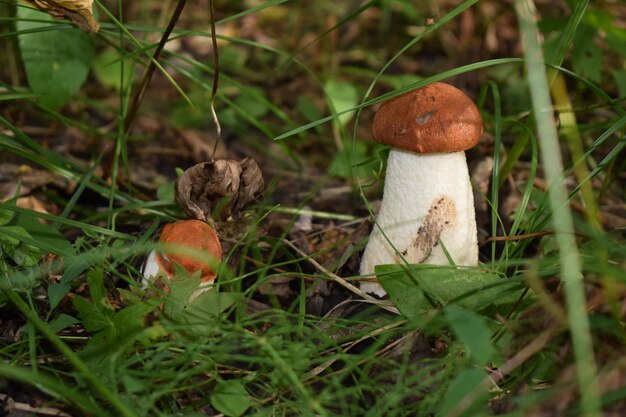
236;157;264;212
175;158;264;221
21;0;99;33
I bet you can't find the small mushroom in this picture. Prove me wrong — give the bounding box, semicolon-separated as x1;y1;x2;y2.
360;82;483;296
143;219;222;285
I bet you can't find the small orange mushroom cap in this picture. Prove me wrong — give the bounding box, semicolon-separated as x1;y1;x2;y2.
372;82;483;154
156;220;222;282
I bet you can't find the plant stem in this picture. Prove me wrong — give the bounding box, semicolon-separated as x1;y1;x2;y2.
208;0;221;162
514;1;601;416
550;73;601;231
123;0;188;134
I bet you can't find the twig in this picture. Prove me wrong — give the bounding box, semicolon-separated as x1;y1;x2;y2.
0;394;72;417
208;0;222;162
485;230;553;242
282;239;399;314
124;0;188;134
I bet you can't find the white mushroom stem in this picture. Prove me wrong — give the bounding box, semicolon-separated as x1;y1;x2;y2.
142;249;215;296
142;249;161;287
360;149;478;296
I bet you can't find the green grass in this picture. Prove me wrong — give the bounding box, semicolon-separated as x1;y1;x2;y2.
1;0;626;416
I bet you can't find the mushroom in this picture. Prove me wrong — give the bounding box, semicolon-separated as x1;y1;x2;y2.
359;82;483;296
143;219;222;286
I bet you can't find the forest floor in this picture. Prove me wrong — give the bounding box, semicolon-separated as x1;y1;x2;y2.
1;0;626;416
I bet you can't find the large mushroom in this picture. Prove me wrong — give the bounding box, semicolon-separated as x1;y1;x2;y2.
360;82;483;296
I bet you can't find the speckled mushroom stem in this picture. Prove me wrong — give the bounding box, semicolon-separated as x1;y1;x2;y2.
359;149;478;296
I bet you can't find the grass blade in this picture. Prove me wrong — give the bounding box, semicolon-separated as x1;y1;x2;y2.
514;1;601;416
2;285;138;417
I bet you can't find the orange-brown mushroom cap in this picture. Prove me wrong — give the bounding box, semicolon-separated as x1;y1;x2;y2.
156;220;222;282
372;82;483;154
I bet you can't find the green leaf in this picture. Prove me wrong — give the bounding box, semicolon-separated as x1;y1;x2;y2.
584;9;626;57
0;225;31;246
17;7;95;109
0;226;40;266
156;181;175;203
72;267;159;361
117;286;144;306
92;48;134;91
210;380;252;417
384;73;423;90
121;374;147;395
437;368;489;417
0;198;17;226
48;313;79;333
376;264;524;317
86;266;109;306
48;282;71;310
612;70;626;98
324;79;358;127
571;24;602;83
235;86;270;119
445;306;494;365
72;295;111;333
163;268;240;323
1;267;39;293
329;141;383;180
297;95;322;123
2;207;74;258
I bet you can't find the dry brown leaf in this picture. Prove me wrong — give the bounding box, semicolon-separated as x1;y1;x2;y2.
175;158;264;222
21;0;100;33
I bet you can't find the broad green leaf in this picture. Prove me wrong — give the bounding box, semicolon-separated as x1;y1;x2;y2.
328;141;380;180
48;313;79;333
62;250;100;285
235;86;270;119
117;286;144;306
445;305;494;365
1;267;39;293
376;264;524;317
72;267;158;361
17;7;95;109
0;225;31;246
162;267;241;323
0;198;17;226
437;368;488;417
584;9;626;56
384;73;423;90
92;48;134;90
0;226;40;266
72;294;111;333
571;24;602;83
297;95;322;123
86;266;108;305
121;374;147;395
210;380;252;417
4;210;74;257
325;79;358;127
48;282;71;310
156;181;175;204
